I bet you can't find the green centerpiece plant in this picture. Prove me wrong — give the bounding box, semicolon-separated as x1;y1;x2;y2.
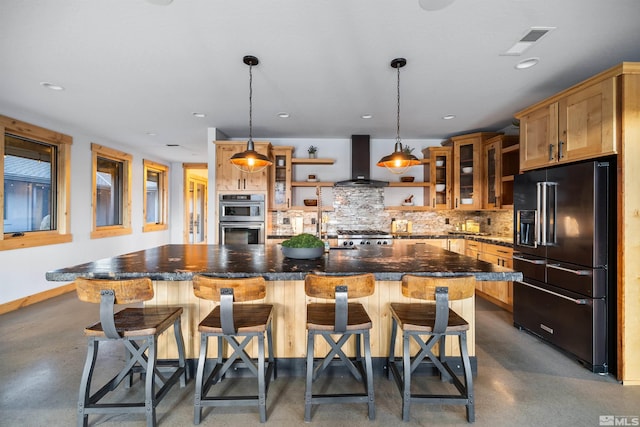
281;233;324;259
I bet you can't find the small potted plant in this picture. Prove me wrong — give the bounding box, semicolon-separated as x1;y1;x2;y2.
402;145;415;155
308;145;318;159
281;233;324;259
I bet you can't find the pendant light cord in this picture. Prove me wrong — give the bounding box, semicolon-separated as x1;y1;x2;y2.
396;63;401;145
248;61;253;142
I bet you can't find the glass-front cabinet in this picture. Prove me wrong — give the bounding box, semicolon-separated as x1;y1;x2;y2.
270;146;293;210
423;146;452;209
483;139;499;209
451;132;500;210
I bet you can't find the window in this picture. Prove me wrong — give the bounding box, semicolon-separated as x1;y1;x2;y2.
1;115;72;250
91;143;132;238
143;159;169;232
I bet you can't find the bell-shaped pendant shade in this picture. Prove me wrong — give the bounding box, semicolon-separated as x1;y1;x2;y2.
229;55;273;173
377;141;421;174
378;57;420;175
230;139;272;173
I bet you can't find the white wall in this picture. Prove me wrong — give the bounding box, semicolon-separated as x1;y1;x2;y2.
0;110;173;305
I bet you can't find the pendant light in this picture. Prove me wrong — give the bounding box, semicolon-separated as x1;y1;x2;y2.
229;55;273;173
377;57;420;174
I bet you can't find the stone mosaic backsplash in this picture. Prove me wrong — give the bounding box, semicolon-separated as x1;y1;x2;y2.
270;187;514;237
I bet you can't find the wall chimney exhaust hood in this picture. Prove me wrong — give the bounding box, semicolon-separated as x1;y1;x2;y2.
334;135;389;188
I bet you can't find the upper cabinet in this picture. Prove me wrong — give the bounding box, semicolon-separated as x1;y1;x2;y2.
422;146;452;209
270;146;293;209
215;141;271;192
450;132;500;210
483;134;519;209
517;76;617;171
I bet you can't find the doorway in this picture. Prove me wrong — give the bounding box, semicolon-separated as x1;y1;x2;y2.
183;163;208;244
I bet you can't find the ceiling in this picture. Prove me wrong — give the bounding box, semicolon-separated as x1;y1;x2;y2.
1;0;639;163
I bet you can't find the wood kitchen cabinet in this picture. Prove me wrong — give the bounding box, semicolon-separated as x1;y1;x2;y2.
483;134;519;209
270;146;293;210
450;132;500;210
215;141;271;192
422;146;452;209
466;240;514;311
517;77;617;171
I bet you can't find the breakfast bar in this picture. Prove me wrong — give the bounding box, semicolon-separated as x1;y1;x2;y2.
47;243;522;365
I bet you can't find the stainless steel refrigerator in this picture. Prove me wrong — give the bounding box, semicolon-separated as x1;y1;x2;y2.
512;159;616;373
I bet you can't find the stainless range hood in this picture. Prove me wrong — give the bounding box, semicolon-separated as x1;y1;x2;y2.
334;135;389;188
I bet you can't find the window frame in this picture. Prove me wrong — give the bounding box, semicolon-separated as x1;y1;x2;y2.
0;115;72;251
91;143;132;239
142;159;169;232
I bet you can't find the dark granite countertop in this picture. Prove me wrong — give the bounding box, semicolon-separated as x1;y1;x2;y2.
46;244;522;282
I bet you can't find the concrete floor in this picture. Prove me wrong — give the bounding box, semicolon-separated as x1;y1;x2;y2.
1;293;639;427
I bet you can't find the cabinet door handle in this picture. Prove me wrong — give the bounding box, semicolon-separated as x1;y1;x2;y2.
237;179;241;189
558;141;564;160
243;178;246;189
455;198;458;208
433;198;436;208
548;143;555;161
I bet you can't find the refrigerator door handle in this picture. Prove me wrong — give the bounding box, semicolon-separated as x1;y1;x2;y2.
513;255;546;265
547;263;593;276
518;281;590;305
536;182;558;246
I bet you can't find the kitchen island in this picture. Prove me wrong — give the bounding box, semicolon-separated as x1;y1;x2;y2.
47;244;522;366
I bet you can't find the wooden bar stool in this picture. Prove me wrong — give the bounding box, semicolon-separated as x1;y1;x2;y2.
304;273;376;421
192;275;275;424
387;274;475;422
74;277;186;427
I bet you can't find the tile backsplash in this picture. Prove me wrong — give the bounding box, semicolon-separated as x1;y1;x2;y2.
270;187;513;237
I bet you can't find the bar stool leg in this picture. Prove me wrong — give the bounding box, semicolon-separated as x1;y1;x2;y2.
364;330;375;420
402;332;411;422
257;333;267;423
388;318;398;380
172;317;187;386
145;336;157;427
304;330;315;422
267;321;276;380
460;332;475;422
78;338;99;427
194;334;208;424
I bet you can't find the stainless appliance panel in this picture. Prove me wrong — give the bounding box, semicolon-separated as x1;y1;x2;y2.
546;161;609;267
513;170;547;258
512;253;546;283
219;194;265;222
546;261;607;298
219;222;264;245
513;279;607;373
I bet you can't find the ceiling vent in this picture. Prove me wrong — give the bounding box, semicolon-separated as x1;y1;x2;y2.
502;27;555;56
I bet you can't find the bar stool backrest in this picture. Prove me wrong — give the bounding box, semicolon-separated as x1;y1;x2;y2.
75;277;154;304
401;275;475;301
193;275;266;302
304;273;375;299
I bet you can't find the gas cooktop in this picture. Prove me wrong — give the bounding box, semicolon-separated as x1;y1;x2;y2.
336;229;393;247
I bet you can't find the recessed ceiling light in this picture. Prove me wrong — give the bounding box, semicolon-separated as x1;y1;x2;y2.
146;132;157;136
277;112;290;118
361;114;373;119
515;57;540;70
442;114;456;120
192;112;206;118
40;82;65;91
166;144;179;147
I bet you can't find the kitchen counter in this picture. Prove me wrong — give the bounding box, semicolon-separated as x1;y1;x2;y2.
47;244;521;361
46;243;521;282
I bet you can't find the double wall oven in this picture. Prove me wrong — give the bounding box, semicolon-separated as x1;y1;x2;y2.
218;194;265;244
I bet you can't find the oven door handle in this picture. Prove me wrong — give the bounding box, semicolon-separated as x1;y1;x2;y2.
547;263;592;276
518;281;590;305
512;255;546;265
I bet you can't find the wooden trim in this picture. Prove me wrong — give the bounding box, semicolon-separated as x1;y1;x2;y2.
515;62;640;118
90;143;133;239
142;159;169;232
1;115;73;251
183;163;208;244
0;282;76;315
